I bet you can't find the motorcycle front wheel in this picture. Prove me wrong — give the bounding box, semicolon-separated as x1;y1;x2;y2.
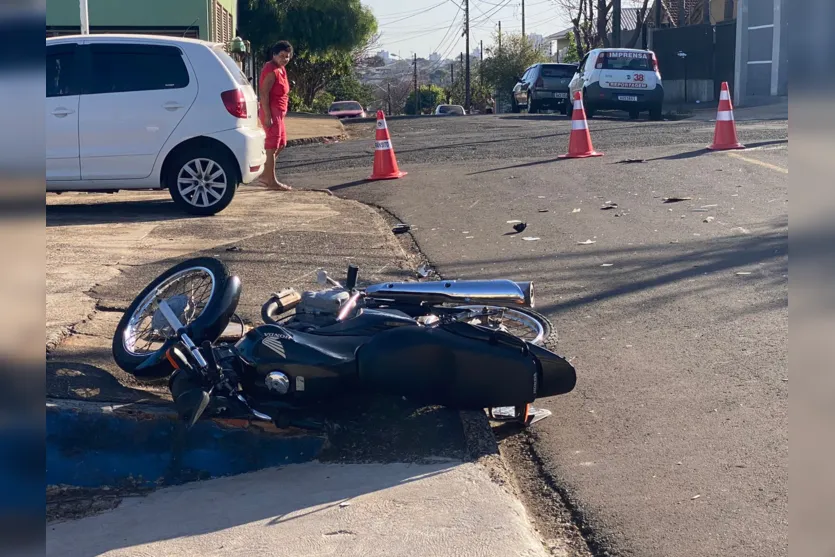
450;305;556;348
112;257;235;378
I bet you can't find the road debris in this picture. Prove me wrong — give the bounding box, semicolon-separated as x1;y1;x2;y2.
538;209;549;213
600;263;613;267
663;197;693;203
391;223;411;234
735;271;752;276
617;158;647;164
601;202;618;210
522;237;540;241
512;222;528;233
226;246;242;252
577;239;596;245
507;219;523;224
572;208;581;213
417;264;432;278
537;195;546;199
730;227;751;235
339;501;352;508
704;216;715;223
701;204;718;208
691;494;702;500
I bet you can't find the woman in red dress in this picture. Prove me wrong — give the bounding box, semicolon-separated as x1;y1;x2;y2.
258;41;293;190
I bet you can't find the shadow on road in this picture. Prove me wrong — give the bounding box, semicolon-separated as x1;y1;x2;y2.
47;198;194;227
467;157;568;176
646;139;788;162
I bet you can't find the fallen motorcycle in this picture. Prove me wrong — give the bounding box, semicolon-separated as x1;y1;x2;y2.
111;257;576;428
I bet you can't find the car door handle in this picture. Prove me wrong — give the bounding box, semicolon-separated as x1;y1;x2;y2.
162;102;184;111
51;108;75;117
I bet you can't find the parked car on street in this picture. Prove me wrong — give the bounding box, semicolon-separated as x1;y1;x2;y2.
328;100;367;119
568;48;664;120
46;34;266;216
434;104;466;116
511;63;577;114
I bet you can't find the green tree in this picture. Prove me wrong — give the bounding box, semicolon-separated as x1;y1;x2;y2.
404;85;445;115
481;33;550;100
239;0;377;105
326;74;375;108
562;32;580;63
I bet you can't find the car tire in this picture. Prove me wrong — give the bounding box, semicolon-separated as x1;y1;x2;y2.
649;104;663;121
566;99;574;118
585;104;596;119
527;95;538;114
167;147;239;216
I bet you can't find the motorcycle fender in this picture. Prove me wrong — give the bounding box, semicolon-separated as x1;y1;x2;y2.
357;324;538;410
189;275;241;343
528;343;576;396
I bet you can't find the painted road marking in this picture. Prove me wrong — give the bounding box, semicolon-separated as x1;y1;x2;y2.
726;152;788;174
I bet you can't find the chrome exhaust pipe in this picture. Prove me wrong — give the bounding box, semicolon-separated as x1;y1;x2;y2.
515;282;535;308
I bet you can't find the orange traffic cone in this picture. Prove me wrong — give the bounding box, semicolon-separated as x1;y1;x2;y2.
369;111;407;180
559;92;603;159
708;82;745;150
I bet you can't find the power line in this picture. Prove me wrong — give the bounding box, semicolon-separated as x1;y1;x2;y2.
376;1;450;25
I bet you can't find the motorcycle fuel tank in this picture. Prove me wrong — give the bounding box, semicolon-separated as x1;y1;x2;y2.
365;279;534;308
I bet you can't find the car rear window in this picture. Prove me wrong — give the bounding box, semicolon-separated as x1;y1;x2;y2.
597;51;652;70
540;65;576;78
330;101;362;111
87;44;189;94
213;46;250;86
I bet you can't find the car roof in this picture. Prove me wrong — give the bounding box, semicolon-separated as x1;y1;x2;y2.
46;33;217;48
592;47;652;53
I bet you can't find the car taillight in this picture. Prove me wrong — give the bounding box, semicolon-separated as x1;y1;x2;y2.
535;77;544;88
221;89;247;118
651;53;660;74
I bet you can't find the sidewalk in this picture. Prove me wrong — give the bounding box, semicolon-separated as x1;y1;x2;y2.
284;112;346;144
665;96;788;122
47;460;549;557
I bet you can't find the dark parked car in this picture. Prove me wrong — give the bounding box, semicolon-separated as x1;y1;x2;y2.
511;63;578;114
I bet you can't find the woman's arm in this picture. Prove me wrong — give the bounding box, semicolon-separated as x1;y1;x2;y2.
259;72;276;127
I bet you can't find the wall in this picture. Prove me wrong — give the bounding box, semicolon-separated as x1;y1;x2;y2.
734;0;786;103
47;0;210;39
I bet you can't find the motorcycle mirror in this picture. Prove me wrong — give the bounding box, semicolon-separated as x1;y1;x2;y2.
176;388;211;429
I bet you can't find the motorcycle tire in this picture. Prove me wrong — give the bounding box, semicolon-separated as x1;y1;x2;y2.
112;257;235;378
450;305;557;350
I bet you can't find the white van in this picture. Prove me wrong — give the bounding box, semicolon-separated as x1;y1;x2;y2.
568;48;664;120
46;34;267;215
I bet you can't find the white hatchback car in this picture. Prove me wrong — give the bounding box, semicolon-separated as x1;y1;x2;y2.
46;34;267;215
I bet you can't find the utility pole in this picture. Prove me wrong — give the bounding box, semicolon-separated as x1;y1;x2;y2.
450;62;454;85
498;21;502;54
612;0;621;47
464;0;471;111
387;82;392;115
79;0;90;34
479;39;483;87
521;0;525;38
413;53;419;115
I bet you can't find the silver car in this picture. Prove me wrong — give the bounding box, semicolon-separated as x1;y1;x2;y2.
511;63;578;114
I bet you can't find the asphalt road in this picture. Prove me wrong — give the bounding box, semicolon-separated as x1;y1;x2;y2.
280;112;788;557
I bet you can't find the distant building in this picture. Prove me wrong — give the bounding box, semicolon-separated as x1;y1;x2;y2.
429;52;441;62
376;50;394;64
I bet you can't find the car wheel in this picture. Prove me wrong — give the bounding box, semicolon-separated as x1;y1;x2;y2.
585;104;596;118
649;104;663;121
167;149;239;216
511;96;521;113
566;99;574;118
629;109;640;119
527;95;538;114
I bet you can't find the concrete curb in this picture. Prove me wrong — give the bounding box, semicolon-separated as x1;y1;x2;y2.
286;134;348;147
46;399;327;489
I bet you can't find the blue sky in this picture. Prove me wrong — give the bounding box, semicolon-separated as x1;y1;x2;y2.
362;0;571;60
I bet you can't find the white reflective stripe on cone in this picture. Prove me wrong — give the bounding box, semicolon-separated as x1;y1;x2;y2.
573;100;583;110
375;140;392;150
376;120;388;129
571;120;588;130
719;89;730;101
716;111;734;121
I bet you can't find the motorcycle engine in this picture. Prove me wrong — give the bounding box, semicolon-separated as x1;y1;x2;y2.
294;289;351;326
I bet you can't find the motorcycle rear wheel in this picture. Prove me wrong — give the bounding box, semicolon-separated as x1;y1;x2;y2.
112;257;233;378
450;305;556;348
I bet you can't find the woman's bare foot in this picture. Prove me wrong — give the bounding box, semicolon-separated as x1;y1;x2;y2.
265;181;293;191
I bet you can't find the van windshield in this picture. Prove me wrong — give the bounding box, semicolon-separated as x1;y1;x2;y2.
598;51;652;70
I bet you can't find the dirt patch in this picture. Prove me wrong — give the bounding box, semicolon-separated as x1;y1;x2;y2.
47;485;151;523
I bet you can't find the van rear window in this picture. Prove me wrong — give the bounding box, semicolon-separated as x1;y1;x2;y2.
597;51;652;70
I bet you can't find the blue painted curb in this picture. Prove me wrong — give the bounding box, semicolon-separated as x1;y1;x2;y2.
46;400;327;488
